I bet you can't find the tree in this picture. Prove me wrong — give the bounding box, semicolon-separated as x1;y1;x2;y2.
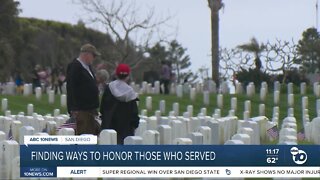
0;0;20;38
220;39;299;84
146;42;168;70
147;40;194;83
74;0;171;70
0;0;20;81
237;37;266;71
264;39;298;83
296;27;320;73
208;0;223;86
167;40;192;83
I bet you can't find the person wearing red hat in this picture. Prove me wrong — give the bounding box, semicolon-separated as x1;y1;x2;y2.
100;64;140;144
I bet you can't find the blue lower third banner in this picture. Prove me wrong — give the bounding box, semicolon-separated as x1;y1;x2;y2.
20;145;320;178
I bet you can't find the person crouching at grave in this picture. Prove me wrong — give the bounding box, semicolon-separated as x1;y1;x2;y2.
100;64;140;145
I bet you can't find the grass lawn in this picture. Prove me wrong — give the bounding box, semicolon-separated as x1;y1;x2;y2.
0;89;317;145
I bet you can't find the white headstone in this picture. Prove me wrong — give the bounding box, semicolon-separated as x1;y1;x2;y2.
188;132;203;144
0;131;5;142
146;116;157;130
287;83;293;94
176;85;183;98
4;82;15;95
134;119;147;136
170;120;183;141
231;133;251;144
0;140;19;179
187;105;193;117
19;126;35;144
274;81;280;92
99;129;117;145
142;130;160;144
300;82;306;95
146;96;152;111
314;82;320;97
60;94;67;107
190;88;196;101
260;88;266;102
261;81;268;93
158;125;172;144
208;80;216;93
200;108;207;116
235;82;243;94
53;109;60;117
48;90;55;104
11;156;20;180
311;117;320;144
288;108;294;117
229;109;235;116
4;111;11;117
58;128;75;135
288;94;294;107
238;127;254;144
274;91;280;105
220;81;229;94
11;121;22;142
196;126;211;144
231;97;237;112
243;111;250;120
244;100;251;115
159;116;170;125
302;96;308;110
251;116;269;142
237;120;260;144
154;81;160;94
147;83;153;94
141;109;147;116
203;91;210;105
273;106;279;118
173;138;192;145
1;98;8;112
27;104;34;116
259;104;265;116
173;102;179;116
35;87;42;100
206;120;220;144
124;136;143;145
214;109;221;118
224;139;244;145
159;100;166;115
23;84;33;96
317;99;320;117
246;83;255;97
46;121;57;135
217;94;223;109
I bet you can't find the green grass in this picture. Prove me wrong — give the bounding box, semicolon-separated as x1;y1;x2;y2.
0;91;317;144
0;94;67;115
1;92;318;126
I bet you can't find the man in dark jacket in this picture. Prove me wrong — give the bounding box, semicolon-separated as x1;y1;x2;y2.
66;43;100;135
100;64;140;144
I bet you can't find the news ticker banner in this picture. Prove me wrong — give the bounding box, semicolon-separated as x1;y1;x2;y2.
20;144;320;178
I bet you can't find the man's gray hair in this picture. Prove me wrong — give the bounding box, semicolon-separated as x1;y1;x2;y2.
96;69;110;83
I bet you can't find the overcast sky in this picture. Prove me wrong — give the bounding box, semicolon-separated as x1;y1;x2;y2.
17;0;317;75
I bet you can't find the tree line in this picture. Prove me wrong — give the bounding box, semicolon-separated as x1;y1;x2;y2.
0;0;193;84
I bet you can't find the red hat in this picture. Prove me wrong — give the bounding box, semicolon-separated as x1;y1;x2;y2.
116;64;130;76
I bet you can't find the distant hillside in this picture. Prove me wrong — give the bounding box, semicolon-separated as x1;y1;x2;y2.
2;17;151;83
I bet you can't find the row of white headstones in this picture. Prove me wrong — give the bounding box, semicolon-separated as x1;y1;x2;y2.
1;81;320;179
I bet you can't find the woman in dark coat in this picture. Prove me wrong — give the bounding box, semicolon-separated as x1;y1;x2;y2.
100;64;140;144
